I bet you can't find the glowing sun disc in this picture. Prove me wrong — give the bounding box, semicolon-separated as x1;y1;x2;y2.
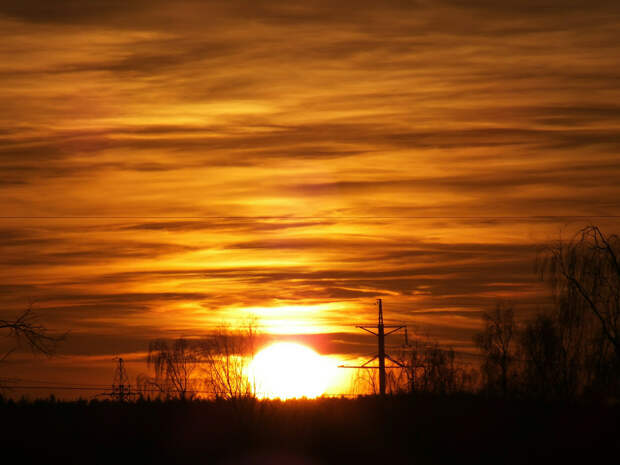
249;342;333;399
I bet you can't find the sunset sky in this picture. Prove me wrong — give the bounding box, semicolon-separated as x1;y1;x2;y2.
1;1;620;395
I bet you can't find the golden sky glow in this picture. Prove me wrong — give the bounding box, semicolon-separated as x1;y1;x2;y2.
1;1;620;393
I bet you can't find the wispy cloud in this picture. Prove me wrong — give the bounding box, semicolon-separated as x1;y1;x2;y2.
0;0;619;376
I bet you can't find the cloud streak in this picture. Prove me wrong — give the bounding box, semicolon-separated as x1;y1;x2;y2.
0;1;619;387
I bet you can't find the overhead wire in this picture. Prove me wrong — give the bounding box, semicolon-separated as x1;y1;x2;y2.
0;215;619;220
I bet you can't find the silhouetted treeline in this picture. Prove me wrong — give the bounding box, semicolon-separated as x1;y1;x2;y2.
1;394;618;465
475;226;620;401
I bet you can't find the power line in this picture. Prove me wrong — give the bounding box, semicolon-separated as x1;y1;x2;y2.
1;383;109;389
1;377;108;388
0;216;619;220
0;385;359;398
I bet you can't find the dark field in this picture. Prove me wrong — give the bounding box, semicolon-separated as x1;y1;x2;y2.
1;395;618;465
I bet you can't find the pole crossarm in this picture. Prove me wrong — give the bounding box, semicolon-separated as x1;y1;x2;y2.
356;326;378;336
338;355;376;369
361;356;377;367
338;354;408;370
338;364;407;369
356;325;405;337
384;325;406;336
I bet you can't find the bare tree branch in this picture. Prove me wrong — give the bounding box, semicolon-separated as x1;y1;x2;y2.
0;304;66;359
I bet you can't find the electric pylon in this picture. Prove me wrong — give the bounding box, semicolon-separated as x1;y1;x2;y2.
111;357;132;402
339;299;407;396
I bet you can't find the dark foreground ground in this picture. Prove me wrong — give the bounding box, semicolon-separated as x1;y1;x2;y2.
1;394;618;465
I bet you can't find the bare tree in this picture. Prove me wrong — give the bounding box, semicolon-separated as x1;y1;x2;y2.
142;338;202;400
474;303;517;397
1;304;64;362
139;322;260;402
200;322;259;400
395;336;472;395
539;226;620;367
351;366;381;396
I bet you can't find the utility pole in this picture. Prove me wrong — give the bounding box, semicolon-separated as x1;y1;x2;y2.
339;299;407;396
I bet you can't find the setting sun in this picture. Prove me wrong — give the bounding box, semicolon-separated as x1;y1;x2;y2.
248;343;335;400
